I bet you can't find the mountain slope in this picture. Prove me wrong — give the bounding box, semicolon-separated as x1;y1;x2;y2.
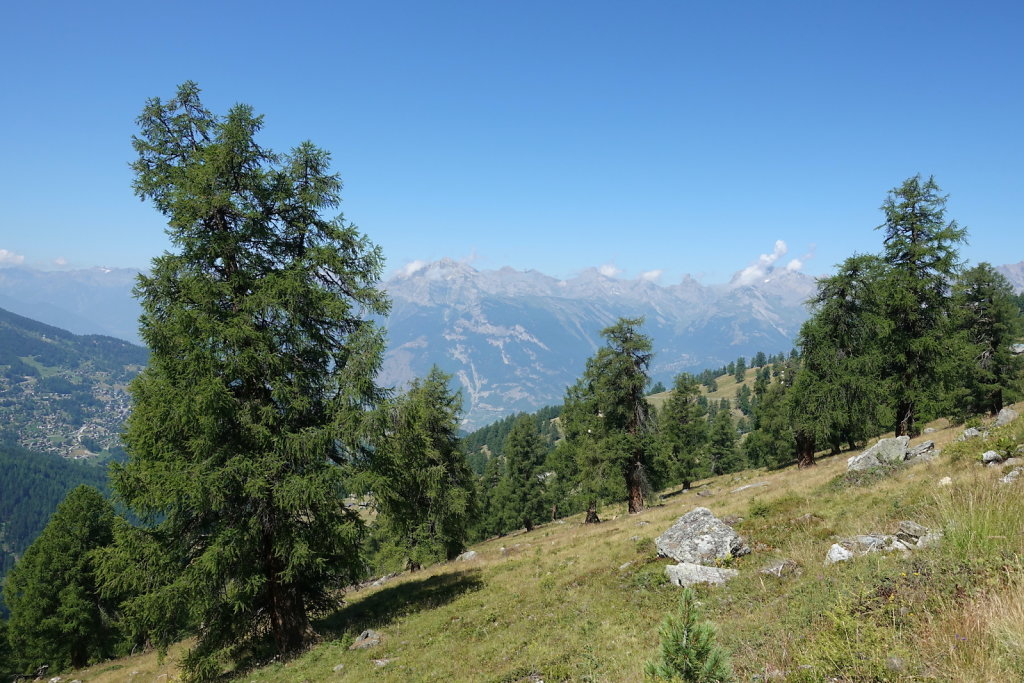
382;259;815;428
0;307;147;457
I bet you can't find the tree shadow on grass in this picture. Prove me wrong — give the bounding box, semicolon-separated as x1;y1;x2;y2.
317;569;484;638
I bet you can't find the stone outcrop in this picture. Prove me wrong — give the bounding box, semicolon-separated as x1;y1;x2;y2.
664;562;739;587
847;436;943;471
455;550;478;562
350;629;382;649
655;507;750;564
825;522;940;565
994;407;1019;427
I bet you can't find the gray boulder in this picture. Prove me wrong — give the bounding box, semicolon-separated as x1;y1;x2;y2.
895;521;929;545
1000;468;1022;484
960;427;983;441
825;544;854;565
847;436;909;471
995;407;1019;427
664;562;739;587
923;427;937;434
350;629;382;649
907;440;937;462
982;450;1004;464
655;507;750;564
455;550;478;562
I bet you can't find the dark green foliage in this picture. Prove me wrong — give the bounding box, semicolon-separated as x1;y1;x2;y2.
790;255;888;460
735;384;752;416
462;405;560;475
472;454;505;540
102;82;389;679
876;175;967;435
649;380;667;395
656;373;708;489
707;410;744;475
4;486;117;672
733;357;746;383
491;416;548;533
360;367;477;571
952;263;1024;415
645;587;733;682
752;351;767;368
0;438;109;592
562;318;655;515
742;381;794;469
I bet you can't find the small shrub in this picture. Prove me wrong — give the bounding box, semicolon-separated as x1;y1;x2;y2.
645;587;733;682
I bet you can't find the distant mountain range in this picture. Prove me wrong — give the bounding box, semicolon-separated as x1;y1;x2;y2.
1;258;1021;430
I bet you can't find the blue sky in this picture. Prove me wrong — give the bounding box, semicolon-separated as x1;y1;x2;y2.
1;1;1021;283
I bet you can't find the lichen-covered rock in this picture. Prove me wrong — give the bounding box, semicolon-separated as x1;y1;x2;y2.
760;559;800;578
847;436;910;471
995;407;1019;427
350;629;382;649
960;427;983;441
664;562;739;587
938;476;953;487
895;521;929;546
1000;468;1022;484
455;550;478;562
982;450;1004;464
906;440;937;462
825;544;854;565
655;507;750;564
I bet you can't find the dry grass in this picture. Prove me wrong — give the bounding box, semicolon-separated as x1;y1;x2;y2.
66;402;1024;682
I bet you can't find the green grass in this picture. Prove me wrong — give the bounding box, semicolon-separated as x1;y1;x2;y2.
69;402;1024;682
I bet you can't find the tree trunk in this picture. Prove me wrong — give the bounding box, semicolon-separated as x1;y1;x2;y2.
584;500;600;524
626;458;646;514
269;581;309;654
524;517;534;532
550;503;559;521
895;401;915;437
796;431;816;469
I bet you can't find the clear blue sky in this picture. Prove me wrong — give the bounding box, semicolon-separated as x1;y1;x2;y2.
2;1;1022;283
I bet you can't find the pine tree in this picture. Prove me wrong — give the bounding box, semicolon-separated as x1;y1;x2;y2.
645;587;733;682
733;357;746;383
472;454;505;541
99;82;390;679
789;254;888;462
562;318;655;516
656;373;709;489
493;416;548;533
361;367;477;570
952;263;1024;415
877;175;967;435
742;381;794;469
752;351;767;368
707;411;744;475
4;486;116;672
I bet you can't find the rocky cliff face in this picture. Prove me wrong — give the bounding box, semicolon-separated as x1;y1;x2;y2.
381;259;817;428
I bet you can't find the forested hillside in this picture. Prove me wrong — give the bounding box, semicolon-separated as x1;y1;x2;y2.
0;437;109;612
0;307;146;457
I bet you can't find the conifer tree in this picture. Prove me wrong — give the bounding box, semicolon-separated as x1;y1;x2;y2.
100;82;389;679
742;381;794;469
656;373;708;489
493;416;548;533
360;367;476;570
733;357;746;383
645;587;733;682
4;486;116;672
472;454;505;540
953;263;1024;415
707;410;743;475
562;318;655;516
877;175;966;435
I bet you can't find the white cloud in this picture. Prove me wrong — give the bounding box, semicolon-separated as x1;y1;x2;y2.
0;249;25;266
53;256;68;267
639;269;663;282
598;263;621;277
399;259;428;277
459;248;480;265
785;258;803;272
731;240;788;286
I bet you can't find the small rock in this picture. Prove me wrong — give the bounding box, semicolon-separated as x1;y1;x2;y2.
49;677;62;683
760;559;800;578
907;440;936;461
373;658;394;667
636;521;650;526
938;476;953;487
895;520;929;545
792;513;823;525
923;427;937;434
664;562;739;587
455;550;478;562
349;629;382;649
618;561;633;570
994;407;1019;427
960;427;983;441
1002;457;1023;467
696;489;715;497
825;544;855;565
848;436;909;471
917;530;943;548
886;656;906;672
1000;468;1022;484
333;664;345;672
721;515;744;526
628;535;641;541
982;450;1004;464
499;546;508;555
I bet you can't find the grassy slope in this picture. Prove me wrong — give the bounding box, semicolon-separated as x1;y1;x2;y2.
70;402;1024;682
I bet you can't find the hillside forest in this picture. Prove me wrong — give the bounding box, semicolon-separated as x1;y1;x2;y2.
1;83;1023;681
